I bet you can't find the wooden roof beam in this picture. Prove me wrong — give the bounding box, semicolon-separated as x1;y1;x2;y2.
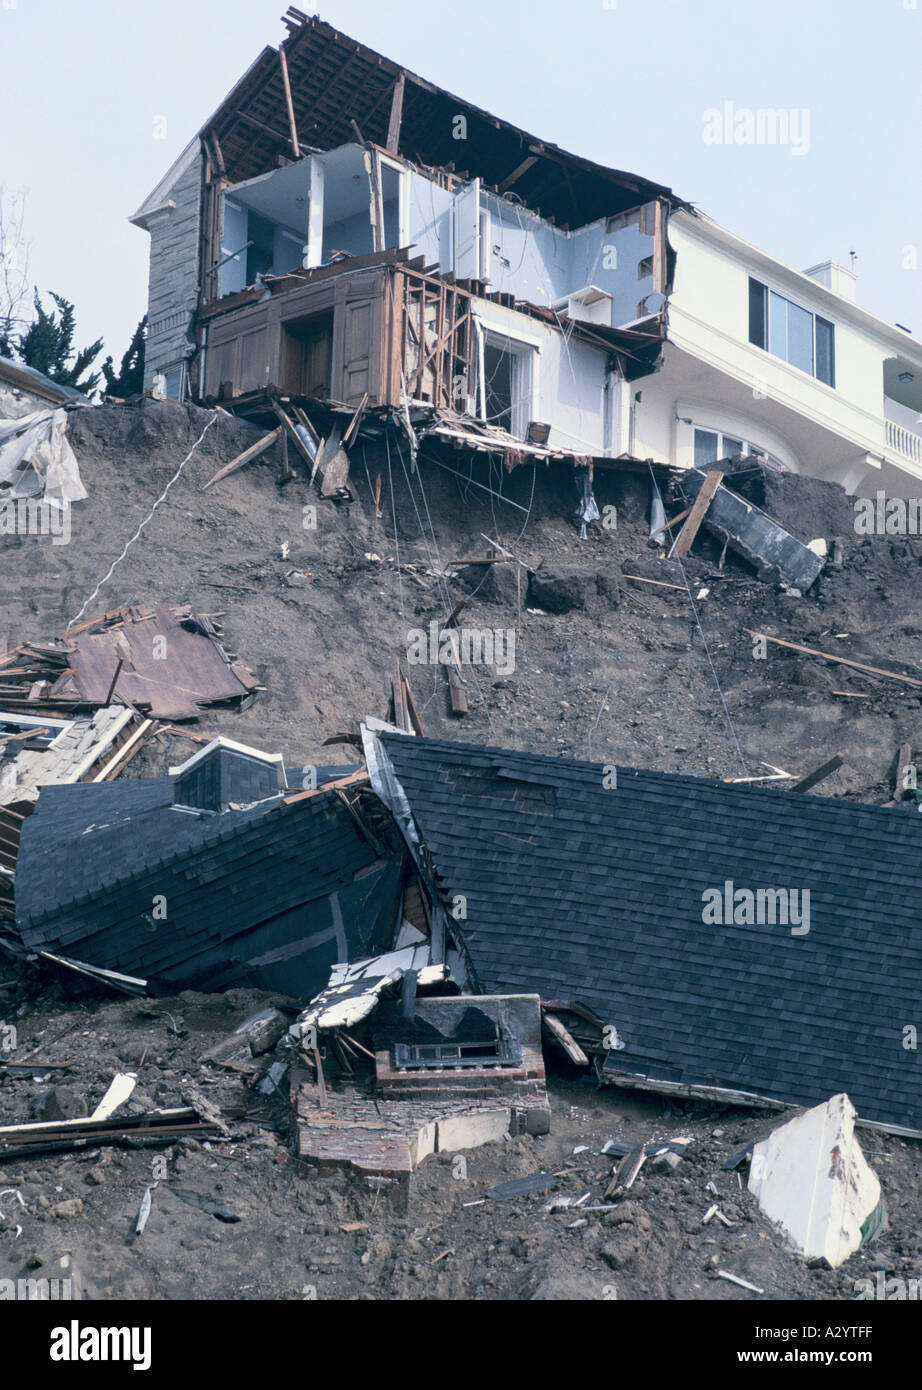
497;155;538;194
278;45;300;158
386;71;406;154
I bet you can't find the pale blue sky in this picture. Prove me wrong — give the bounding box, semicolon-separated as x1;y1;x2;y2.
2;0;920;363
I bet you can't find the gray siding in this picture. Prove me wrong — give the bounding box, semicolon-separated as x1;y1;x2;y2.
142;146;203;388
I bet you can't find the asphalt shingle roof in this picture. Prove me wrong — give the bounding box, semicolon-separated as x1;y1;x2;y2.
381;734;922;1132
15;762;398;998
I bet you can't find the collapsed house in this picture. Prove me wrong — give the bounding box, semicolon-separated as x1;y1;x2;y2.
372;732;922;1136
130;10;922;498
11;720;922;1143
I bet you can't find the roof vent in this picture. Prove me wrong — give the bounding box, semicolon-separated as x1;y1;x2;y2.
170;737;287;813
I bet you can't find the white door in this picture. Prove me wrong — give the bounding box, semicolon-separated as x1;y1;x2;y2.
453;179;481;280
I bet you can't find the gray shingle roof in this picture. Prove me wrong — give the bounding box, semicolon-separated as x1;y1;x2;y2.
15;761;398;998
381;734;922;1132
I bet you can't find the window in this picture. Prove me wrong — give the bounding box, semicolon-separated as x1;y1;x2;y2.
693;427;783;470
480;332;536;438
749;278;835;386
162;362;187;402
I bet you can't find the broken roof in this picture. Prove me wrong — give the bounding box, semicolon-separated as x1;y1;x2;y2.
379;734;922;1134
134;11;684;231
0;355;91;408
0;605;261;721
15;751;398;996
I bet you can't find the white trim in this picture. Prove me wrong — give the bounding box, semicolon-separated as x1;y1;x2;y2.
129;139;202;227
169;735;286;787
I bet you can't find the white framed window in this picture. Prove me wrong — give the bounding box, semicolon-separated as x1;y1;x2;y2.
693;427;783;471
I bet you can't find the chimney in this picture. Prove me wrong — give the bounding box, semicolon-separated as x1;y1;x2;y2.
803;260;857;302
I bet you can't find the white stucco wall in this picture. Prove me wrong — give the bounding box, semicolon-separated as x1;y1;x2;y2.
666;211;922;470
471;298;617;455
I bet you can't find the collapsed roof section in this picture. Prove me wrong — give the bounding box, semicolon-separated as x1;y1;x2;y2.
0;605;262;722
194;9;684;230
375;733;922;1136
14;740;401;998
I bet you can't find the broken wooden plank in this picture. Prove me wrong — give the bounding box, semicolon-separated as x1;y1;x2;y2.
278;45;300;158
402;672;425;737
668;469;722;558
447;664;468;715
622;572;686;592
745;631;922;688
270;400;317;475
342;392;369;450
605;1146;645;1198
92;719;156;783
542;1012;589;1066
103;656;124;707
648;504;694;540
791;755;844;794
0;1107;219;1161
199;426;282;491
385;72;405;154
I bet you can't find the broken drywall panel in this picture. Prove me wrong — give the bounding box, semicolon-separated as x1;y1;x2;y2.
748;1093;885;1268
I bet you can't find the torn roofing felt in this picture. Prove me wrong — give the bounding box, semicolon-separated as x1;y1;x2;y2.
379;734;922;1133
15;755;401;998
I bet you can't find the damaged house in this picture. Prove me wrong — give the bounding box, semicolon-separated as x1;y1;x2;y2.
130;9;922;497
14;724;922;1143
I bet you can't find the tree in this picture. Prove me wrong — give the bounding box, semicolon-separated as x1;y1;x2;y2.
0;187;32;355
10;290;104;395
101;315;147;398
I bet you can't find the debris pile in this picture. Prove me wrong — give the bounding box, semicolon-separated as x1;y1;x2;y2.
2;394;921;1302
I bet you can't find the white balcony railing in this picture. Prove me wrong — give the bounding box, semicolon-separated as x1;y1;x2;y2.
886;419;922;465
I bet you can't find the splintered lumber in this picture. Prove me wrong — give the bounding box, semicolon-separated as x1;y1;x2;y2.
622;572;686;592
270;400;318;475
0;1107;220;1161
668;470;722;558
605;1146;646;1198
200;426;282;491
542;1012;589;1066
402;672;425;737
278;45;300;158
746;630;922;688
342;392;369;449
791;755;844;794
648;504;694;540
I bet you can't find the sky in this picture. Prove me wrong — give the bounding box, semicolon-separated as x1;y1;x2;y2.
1;0;920;365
